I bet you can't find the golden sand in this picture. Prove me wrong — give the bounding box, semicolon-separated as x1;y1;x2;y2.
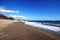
0;20;60;40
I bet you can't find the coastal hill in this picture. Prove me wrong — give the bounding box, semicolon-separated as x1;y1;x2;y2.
0;14;14;20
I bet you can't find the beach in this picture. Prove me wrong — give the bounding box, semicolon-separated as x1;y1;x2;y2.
0;20;60;40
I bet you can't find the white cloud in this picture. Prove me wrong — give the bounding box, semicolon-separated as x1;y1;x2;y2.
0;6;19;13
9;15;28;20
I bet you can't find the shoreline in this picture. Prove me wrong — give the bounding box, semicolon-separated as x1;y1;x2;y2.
24;23;60;36
0;20;60;40
25;24;60;36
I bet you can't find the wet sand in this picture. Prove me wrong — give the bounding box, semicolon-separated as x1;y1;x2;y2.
0;20;60;40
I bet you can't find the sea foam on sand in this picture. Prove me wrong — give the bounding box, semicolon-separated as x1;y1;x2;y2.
21;21;60;33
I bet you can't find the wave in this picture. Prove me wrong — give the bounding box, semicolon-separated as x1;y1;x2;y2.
21;20;60;33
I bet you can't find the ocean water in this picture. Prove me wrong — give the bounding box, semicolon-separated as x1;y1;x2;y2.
21;20;60;35
27;20;60;27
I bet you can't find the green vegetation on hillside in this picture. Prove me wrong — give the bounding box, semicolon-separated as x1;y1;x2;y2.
8;17;14;20
0;14;14;20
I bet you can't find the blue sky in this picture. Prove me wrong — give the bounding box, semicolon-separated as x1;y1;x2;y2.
0;0;60;20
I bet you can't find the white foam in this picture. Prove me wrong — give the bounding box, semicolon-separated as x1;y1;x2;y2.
21;21;60;33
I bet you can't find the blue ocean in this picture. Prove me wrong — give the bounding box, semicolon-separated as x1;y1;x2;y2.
27;20;60;27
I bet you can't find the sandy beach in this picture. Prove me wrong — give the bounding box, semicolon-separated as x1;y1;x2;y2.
0;20;60;40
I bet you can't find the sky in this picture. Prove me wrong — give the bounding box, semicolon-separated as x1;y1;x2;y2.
0;0;60;20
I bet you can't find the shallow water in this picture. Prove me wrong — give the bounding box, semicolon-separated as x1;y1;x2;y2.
21;21;60;32
21;20;60;36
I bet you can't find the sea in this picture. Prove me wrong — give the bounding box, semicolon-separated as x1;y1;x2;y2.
21;20;60;36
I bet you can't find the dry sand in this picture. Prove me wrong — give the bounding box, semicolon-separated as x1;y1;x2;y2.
0;20;60;40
